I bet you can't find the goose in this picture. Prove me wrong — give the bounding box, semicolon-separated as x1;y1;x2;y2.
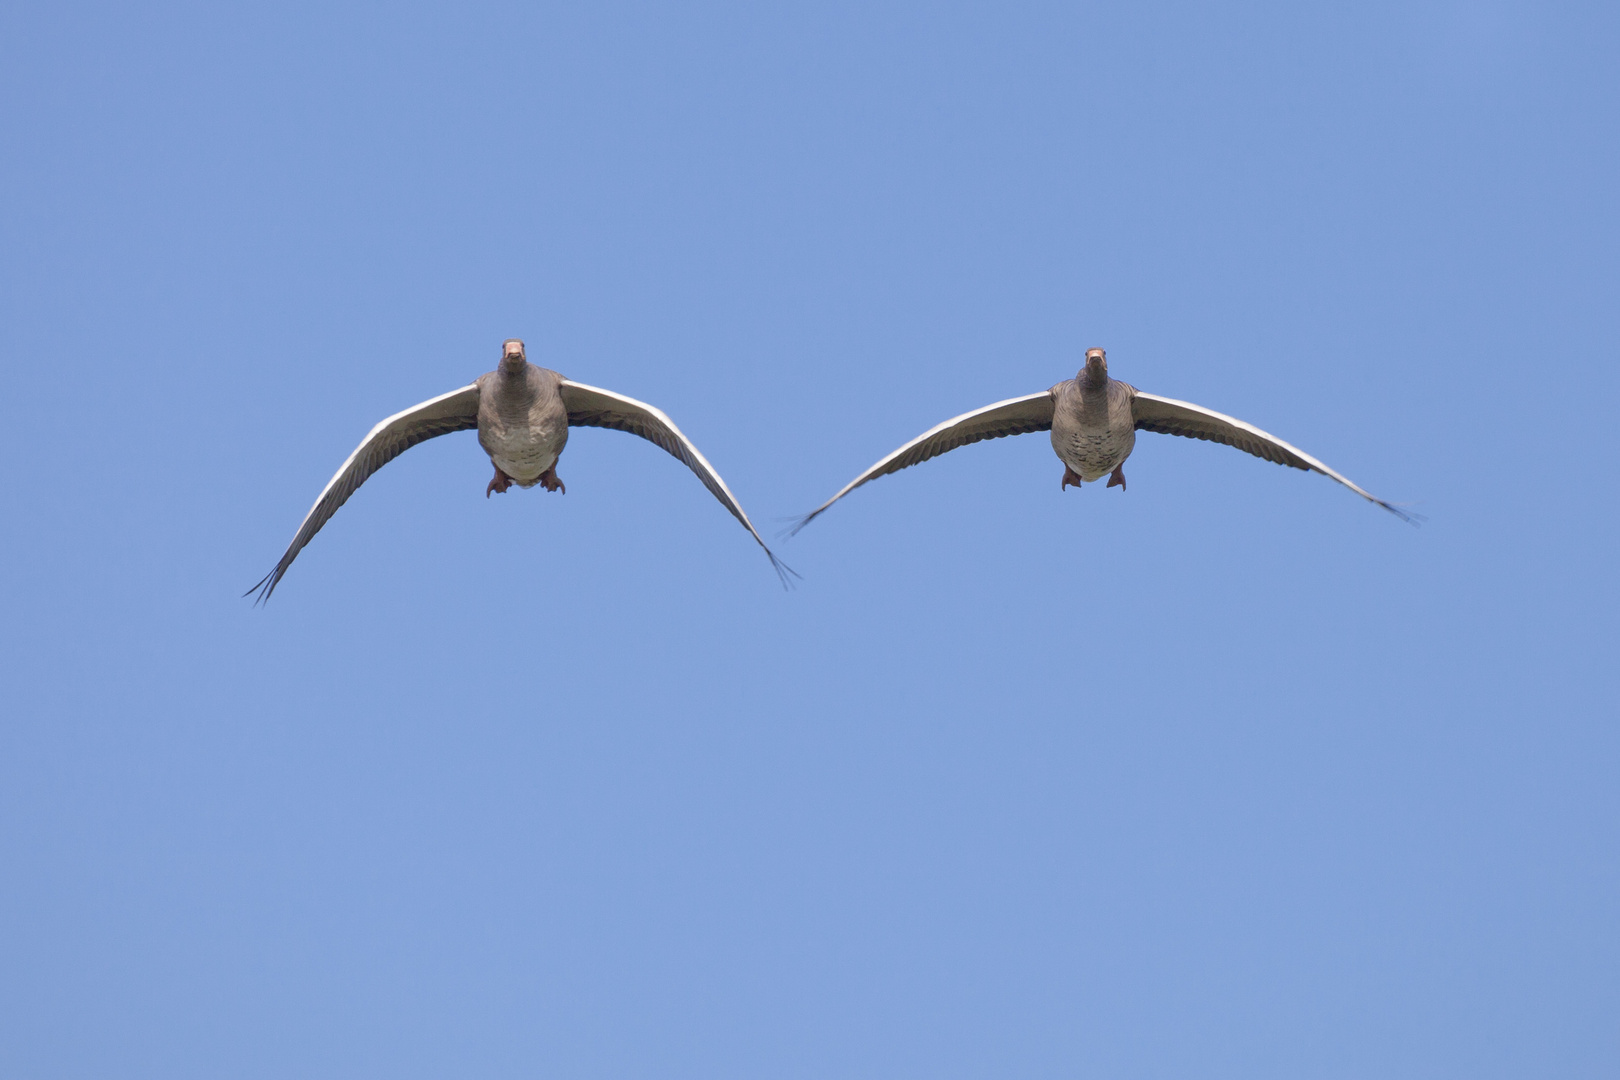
250;339;792;600
793;348;1413;533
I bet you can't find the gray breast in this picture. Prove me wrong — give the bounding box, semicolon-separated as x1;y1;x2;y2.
477;366;570;484
1050;380;1136;482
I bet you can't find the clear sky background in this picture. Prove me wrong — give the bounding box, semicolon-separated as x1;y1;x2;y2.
2;1;1617;1076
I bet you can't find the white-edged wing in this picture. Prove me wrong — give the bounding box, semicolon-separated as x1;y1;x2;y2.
248;383;481;602
791;391;1055;534
1131;390;1414;521
559;380;796;586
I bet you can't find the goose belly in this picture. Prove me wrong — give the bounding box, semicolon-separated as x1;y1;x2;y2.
480;419;567;486
1051;425;1135;482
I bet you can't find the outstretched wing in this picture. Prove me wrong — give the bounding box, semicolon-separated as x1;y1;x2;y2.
558;380;796;586
248;383;481;602
1131;390;1414;521
790;391;1055;534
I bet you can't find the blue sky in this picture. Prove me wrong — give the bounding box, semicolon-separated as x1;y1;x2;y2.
2;1;1616;1076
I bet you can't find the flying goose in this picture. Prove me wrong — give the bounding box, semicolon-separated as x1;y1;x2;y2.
250;339;793;600
793;348;1412;533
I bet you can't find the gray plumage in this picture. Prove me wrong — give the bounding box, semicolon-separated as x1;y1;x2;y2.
791;347;1412;534
475;362;571;487
1049;363;1138;483
250;340;791;601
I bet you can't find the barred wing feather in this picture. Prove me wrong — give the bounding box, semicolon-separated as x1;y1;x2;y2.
791;391;1055;534
559;380;795;585
1131;390;1413;521
248;383;481;602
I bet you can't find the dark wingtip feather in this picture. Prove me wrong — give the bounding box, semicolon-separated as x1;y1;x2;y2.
763;546;802;591
244;566;284;606
780;509;824;540
1378;501;1426;527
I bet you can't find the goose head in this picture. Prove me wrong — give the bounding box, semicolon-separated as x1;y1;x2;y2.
1079;347;1108;388
500;338;527;373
